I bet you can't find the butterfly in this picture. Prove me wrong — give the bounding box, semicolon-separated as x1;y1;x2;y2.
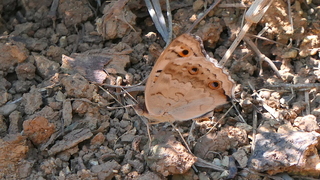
135;33;235;123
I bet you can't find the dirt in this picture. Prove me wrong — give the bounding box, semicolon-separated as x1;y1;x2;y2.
0;0;320;179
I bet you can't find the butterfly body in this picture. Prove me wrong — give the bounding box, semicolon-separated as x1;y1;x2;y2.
138;33;235;123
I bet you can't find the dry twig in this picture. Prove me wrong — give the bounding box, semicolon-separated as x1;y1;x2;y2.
248;81;280;120
144;0;171;44
266;83;320;90
186;0;223;33
219;0;274;66
243;36;282;78
305;90;311;115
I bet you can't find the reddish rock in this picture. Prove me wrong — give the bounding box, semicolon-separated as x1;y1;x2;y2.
90;132;105;146
23;116;55;145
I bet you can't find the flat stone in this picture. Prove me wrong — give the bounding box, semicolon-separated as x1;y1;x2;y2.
33;53;60;79
48;128;93;155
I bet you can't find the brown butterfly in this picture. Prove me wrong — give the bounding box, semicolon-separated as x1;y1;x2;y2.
135;33;235;123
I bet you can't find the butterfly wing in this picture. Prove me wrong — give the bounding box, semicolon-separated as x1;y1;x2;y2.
146;34;205;85
144;34;235;122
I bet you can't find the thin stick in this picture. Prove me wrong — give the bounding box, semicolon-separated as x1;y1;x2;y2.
248;81;280;120
170;122;193;154
218;3;247;8
169;122;225;172
165;0;172;45
247;33;300;50
205;105;234;135
219;0;274;66
194;158;225;171
145;0;169;42
287;0;294;33
251;109;257;152
48;0;59;20
232;101;246;123
305;90;310;115
243;36;282;79
266;83;320;90
186;0;222;33
98;85;125;106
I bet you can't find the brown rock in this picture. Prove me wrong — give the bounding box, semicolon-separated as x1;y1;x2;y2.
193;0;204;12
58;0;93;27
196;21;223;48
135;171;163;180
27;106;60;124
10;22;33;36
8;110;22;134
293;115;320;132
0;42;28;74
61;54;112;84
15;62;36;80
90;132;105;146
232;148;248;168
0;90;11;106
228;126;249;146
0;115;7;136
33;53;60;79
0;134;29;177
60;73;97;99
277;122;298;134
128;159;144;173
104;44;131;76
0;77;11;106
72;100;89;114
194;127;232;159
22;85;42;115
96;1;136;40
56;23;69;35
17;159;34;179
48;128;93;155
120;128;136;142
40;157;62;175
249;131;320;177
62;101;72;127
46;46;69;63
23;116;55;145
61;43;132;83
13;79;33;93
91;160;121;180
56;145;79;162
146;131;197;176
0;103;17;116
23;37;48;51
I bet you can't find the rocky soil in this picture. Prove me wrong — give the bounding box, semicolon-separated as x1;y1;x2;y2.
0;0;320;179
